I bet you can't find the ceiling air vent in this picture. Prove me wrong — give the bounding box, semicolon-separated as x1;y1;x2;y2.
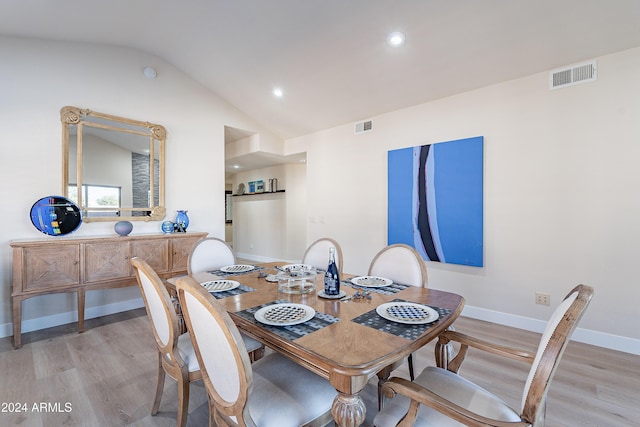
550;60;597;90
354;119;373;134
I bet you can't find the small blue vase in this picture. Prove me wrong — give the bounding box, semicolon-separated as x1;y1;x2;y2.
175;210;189;232
114;221;133;236
161;221;174;233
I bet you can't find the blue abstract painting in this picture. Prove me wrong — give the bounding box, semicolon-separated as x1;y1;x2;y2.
388;136;483;267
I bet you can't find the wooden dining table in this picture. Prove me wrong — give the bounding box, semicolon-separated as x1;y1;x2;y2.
170;262;465;427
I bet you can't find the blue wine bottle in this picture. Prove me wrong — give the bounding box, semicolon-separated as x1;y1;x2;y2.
324;247;340;295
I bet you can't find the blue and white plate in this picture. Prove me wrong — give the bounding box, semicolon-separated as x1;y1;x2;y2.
254;303;315;326
376;302;439;324
350;276;392;288
201;280;240;292
220;264;255;273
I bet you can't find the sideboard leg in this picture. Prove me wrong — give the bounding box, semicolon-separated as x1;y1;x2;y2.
77;288;86;333
12;297;22;349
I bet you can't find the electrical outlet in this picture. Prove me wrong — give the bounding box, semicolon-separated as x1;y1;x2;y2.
535;292;551;306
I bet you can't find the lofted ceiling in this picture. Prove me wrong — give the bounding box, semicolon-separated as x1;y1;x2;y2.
3;0;640;171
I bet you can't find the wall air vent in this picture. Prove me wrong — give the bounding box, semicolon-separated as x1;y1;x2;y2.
550;60;597;90
354;119;373;134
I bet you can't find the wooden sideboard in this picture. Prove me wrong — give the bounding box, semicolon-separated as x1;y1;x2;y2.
10;232;207;348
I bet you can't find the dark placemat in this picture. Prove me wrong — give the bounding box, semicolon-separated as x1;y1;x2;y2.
235;299;340;341
341;279;410;295
351;299;451;340
207;265;265;277
210;284;255;299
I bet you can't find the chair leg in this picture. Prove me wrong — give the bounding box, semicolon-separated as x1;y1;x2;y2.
176;374;190;427
249;346;265;362
408;353;415;381
151;353;165;415
208;403;215;427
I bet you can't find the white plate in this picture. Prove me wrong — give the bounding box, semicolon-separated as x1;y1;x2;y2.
280;264;315;271
201;280;240;292
220;264;255;273
265;274;281;282
254;303;316;326
350;276;393;288
376;302;439;324
317;290;347;299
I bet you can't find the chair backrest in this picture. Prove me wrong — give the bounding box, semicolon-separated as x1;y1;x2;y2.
188;237;236;275
520;284;594;425
302;237;343;274
176;276;253;425
368;244;428;287
131;257;181;357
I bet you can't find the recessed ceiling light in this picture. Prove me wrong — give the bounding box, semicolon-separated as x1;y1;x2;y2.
273;87;284;98
387;31;405;47
233;165;240;169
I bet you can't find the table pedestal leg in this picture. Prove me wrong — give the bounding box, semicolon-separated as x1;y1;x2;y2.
331;392;366;427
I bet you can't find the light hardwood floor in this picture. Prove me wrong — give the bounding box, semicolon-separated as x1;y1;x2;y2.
1;309;638;426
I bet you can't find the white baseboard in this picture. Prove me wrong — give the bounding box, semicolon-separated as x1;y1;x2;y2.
3;298;638;355
462;305;640;356
0;298;145;339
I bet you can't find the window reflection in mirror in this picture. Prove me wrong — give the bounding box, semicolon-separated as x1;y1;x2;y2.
61;106;166;222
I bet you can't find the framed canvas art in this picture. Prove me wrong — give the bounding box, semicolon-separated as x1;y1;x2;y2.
388;136;483;267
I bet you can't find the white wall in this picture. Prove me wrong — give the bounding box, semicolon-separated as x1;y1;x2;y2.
231;162;307;261
0;36;279;335
288;48;640;354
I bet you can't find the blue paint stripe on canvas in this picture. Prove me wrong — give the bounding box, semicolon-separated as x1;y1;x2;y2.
431;136;483;266
387;147;414;245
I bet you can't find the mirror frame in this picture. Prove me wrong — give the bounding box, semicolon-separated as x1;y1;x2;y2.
61;106;166;222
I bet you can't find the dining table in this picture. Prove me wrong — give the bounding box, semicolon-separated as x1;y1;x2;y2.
168;261;465;427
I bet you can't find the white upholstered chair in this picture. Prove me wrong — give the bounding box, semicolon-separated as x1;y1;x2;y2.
185;237;264;361
368;243;428;289
133;257;264;426
175;276;337;427
374;284;594;427
188;237;236;275
370;243;428;407
302;237;343;274
131;257;202;427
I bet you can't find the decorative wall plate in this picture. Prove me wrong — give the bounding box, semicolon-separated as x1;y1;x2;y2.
30;196;82;236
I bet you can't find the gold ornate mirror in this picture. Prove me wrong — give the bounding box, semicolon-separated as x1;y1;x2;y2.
61;106;166;222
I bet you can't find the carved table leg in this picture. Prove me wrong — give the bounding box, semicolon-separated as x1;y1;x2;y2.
331;392;366;427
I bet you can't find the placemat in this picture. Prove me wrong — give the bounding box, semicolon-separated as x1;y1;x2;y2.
209;284;255;299
207;265;266;277
341;280;410;295
235;299;340;341
351;299;451;340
